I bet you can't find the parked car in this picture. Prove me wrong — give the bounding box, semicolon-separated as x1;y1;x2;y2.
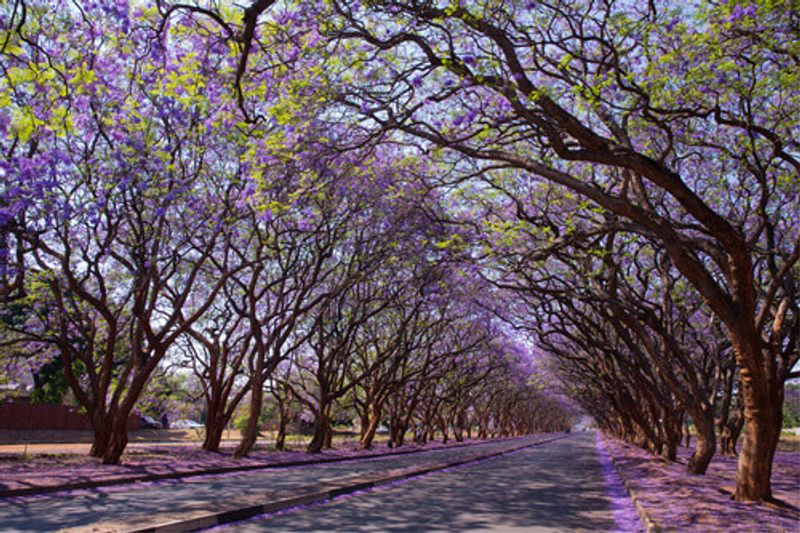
139;415;162;429
172;419;203;429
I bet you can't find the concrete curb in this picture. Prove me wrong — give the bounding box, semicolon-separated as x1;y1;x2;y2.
65;435;566;533
600;435;661;533
1;436;530;499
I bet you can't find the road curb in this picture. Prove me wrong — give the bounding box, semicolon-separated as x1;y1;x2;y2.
601;435;661;533
1;436;530;499
68;435;565;533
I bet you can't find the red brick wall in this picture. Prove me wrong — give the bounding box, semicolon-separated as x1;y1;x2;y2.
0;400;139;431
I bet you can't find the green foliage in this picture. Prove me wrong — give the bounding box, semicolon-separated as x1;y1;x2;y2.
137;371;194;422
29;356;69;405
783;383;800;428
233;408;268;434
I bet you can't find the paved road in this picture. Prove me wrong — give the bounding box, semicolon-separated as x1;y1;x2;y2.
0;437;539;532
211;432;638;532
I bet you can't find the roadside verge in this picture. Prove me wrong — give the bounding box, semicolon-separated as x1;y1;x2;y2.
601;435;661;533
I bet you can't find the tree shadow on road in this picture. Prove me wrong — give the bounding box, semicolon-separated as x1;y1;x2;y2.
237;433;617;532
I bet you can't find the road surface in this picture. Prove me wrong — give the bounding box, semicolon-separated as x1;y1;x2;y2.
211;432;639;532
0;433;641;532
0;438;537;531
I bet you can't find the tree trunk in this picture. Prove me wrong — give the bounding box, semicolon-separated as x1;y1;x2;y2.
729;415;745;454
735;374;782;501
203;412;226;452
101;414;130;465
275;419;287;451
721;405;745;456
307;410;330;453
359;409;371;444
275;401;289;451
477;419;487;439
683;417;692;448
389;418;406;448
359;403;381;450
687;414;716;475
732;332;783;502
454;410;466;442
414;424;426;445
235;378;264;459
395;425;407;446
89;411;112;458
662;411;681;462
438;415;449;444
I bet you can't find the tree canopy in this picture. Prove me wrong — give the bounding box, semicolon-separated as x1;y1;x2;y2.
0;0;797;504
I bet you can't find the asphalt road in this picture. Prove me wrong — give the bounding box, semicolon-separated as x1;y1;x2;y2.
0;437;541;532
210;432;639;532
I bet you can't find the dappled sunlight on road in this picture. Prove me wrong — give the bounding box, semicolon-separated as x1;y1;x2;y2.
216;433;630;532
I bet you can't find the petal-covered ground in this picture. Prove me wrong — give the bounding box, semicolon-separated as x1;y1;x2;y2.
594;433;645;532
602;434;799;531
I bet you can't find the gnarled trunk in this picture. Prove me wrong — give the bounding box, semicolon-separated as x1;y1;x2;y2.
99;369;152;465
203;411;227;453
307;410;330;453
731;328;783;502
102;423;129;465
389;417;407;448
359;403;381;450
734;366;782;501
275;419;287;451
235;375;264;459
438;415;449;444
89;410;112;458
720;404;744;456
687;413;716;475
101;405;136;465
275;399;289;451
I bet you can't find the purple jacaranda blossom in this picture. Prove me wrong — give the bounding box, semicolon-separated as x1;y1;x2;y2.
0;111;9;134
259;209;274;222
665;17;680;32
728;4;757;23
0;208;13;227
